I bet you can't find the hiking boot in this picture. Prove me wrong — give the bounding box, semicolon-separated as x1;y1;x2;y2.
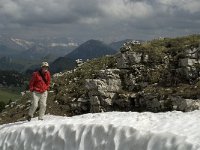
27;115;32;121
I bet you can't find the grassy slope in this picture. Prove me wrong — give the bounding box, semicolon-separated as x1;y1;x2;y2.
0;88;21;103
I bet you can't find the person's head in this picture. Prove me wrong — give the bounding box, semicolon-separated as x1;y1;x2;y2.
41;62;49;72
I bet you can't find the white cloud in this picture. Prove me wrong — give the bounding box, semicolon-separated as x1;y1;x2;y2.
0;0;199;41
155;0;200;13
79;17;100;24
0;0;153;25
99;0;153;20
0;0;22;20
182;0;200;13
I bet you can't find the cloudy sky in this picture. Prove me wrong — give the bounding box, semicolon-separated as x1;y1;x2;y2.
0;0;200;42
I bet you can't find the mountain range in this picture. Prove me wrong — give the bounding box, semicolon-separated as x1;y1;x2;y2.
0;36;78;72
0;35;135;73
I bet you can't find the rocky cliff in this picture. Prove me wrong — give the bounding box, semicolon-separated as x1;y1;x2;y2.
53;35;200;114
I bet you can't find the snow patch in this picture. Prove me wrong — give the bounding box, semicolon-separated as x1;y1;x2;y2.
50;42;78;47
0;111;200;150
11;38;34;49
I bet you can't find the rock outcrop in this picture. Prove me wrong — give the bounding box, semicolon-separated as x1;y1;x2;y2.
84;36;200;113
52;36;200;114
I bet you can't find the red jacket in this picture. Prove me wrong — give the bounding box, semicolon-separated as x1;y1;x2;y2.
29;70;51;93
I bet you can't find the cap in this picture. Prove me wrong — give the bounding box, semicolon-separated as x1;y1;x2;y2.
41;62;49;67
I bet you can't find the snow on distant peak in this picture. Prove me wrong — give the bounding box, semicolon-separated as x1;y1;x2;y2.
0;111;200;150
11;38;34;49
67;42;78;47
50;42;78;47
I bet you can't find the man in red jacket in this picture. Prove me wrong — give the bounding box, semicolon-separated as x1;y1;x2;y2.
27;62;51;121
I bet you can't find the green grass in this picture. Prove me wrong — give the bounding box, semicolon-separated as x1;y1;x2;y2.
0;88;21;104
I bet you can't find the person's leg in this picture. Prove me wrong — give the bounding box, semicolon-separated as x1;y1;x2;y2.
38;91;48;120
28;92;40;118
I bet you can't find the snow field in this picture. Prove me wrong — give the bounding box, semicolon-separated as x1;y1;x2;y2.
0;111;200;150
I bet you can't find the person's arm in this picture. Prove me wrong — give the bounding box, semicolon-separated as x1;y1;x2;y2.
29;73;36;92
46;71;51;90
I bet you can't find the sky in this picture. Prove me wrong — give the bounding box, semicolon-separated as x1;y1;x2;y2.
0;111;200;149
0;0;200;43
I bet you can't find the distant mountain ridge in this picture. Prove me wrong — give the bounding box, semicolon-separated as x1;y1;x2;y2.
0;36;28;53
50;39;117;73
65;39;116;60
0;36;78;72
0;35;141;73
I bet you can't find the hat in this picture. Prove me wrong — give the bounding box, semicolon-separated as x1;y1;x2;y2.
41;62;49;67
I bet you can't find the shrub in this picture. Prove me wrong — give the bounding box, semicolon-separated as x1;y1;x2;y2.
0;101;5;112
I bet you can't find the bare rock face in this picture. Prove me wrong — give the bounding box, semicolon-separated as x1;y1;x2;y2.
85;69;121;112
171;97;200;111
116;52;143;69
84;40;200;113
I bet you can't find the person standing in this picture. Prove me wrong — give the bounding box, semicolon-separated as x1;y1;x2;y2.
27;62;51;121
